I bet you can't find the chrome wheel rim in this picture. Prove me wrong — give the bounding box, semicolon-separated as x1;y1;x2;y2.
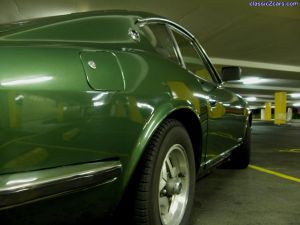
158;144;190;225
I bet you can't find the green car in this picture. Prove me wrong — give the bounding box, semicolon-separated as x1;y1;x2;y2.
0;10;251;225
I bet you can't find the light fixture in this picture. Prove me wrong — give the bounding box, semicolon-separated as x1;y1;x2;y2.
137;102;154;112
92;92;108;101
290;93;300;98
245;96;257;102
293;102;300;107
1;76;53;86
193;93;210;100
241;77;264;85
93;101;104;107
15;95;24;101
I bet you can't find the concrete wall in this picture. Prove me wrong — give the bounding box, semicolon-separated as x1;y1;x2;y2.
0;0;181;24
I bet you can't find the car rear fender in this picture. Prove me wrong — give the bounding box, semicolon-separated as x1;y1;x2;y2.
121;100;203;189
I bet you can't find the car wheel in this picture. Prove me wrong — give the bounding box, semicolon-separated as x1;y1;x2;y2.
229;122;251;169
134;119;195;225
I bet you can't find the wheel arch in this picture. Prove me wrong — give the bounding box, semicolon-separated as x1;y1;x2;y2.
122;104;203;191
116;105;204;216
166;108;203;173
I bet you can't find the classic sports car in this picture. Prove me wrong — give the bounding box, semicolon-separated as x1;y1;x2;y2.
0;10;251;225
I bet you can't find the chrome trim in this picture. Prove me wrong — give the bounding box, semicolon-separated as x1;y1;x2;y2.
203;143;242;168
166;24;185;68
137;17;195;40
88;60;97;69
137;17;222;84
112;51;127;90
0;160;122;210
128;28;141;42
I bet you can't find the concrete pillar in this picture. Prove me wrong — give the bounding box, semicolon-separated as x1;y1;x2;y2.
287;108;293;121
260;108;265;120
264;102;272;121
274;92;287;125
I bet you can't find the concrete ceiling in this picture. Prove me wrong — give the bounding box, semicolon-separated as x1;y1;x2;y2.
1;0;300;107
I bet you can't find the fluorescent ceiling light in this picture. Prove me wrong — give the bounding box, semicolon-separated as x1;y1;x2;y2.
93;101;104;107
245;96;257;102
137;102;154;112
193;93;210;100
1;76;53;86
290;93;300;98
293;102;300;107
15;95;24;101
241;77;265;85
92;93;108;101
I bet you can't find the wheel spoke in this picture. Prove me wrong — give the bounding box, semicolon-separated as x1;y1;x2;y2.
159;196;170;216
160;164;168;192
166;156;177;178
158;144;191;225
162;162;168;181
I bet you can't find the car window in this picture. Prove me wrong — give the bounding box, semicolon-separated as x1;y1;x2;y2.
142;24;179;63
172;30;215;83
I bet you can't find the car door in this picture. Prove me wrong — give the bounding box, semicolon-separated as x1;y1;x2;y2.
170;29;246;166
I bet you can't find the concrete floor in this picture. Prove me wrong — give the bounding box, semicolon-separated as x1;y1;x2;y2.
0;121;300;225
96;121;300;225
88;120;300;225
3;121;299;225
190;120;300;225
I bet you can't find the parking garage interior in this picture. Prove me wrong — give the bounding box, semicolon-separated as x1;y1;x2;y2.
0;1;299;225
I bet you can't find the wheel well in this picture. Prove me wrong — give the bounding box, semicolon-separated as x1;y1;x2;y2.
167;109;202;172
115;109;203;216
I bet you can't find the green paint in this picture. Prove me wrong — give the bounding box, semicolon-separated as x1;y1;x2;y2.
0;11;249;222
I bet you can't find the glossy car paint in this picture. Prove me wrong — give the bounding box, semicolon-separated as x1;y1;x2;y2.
0;11;249;223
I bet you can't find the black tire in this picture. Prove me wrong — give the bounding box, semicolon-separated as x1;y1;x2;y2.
133;119;195;225
229;122;251;169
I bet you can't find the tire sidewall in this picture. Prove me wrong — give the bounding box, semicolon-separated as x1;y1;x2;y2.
150;124;195;225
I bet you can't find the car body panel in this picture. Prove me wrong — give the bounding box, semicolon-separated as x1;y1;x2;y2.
0;10;250;223
1;177;122;225
205;85;248;164
0;160;121;210
80;51;125;91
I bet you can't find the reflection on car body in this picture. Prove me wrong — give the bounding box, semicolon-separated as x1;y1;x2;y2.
0;10;251;225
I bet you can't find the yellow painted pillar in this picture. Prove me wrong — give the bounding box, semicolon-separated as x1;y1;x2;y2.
113;100;126;118
8;91;22;128
274;92;286;125
127;96;144;123
264;102;272;121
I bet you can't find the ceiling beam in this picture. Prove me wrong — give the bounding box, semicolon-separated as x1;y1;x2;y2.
211;58;300;73
224;83;300;92
246;99;294;103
